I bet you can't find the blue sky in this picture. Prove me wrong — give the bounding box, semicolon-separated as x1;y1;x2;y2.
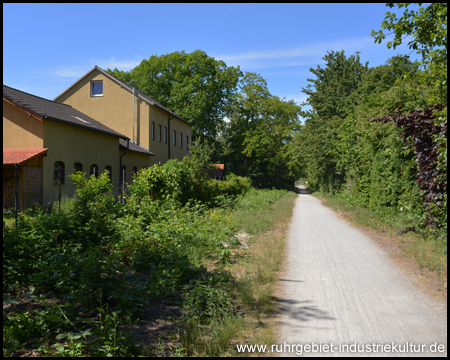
3;3;423;106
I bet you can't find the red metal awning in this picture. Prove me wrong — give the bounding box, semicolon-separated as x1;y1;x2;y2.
3;148;48;166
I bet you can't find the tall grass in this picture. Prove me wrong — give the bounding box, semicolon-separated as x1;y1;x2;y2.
183;189;298;356
3;170;297;357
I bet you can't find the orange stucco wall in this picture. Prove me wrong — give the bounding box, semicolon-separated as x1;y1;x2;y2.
41;119;152;205
4;94;153;209
3;100;43;149
55;68;191;164
55;69;135;143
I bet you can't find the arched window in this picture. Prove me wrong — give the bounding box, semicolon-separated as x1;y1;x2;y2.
105;165;112;181
74;162;83;173
90;164;99;178
53;161;65;185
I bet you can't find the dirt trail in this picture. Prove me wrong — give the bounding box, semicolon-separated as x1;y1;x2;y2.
276;187;447;357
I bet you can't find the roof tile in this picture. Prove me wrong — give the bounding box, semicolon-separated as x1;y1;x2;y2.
3;148;48;165
3;85;127;139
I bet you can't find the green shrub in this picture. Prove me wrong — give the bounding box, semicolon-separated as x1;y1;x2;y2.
129;159;194;205
193;174;252;206
184;272;234;324
69;171;118;245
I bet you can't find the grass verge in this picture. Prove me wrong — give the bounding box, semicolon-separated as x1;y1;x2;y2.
3;188;298;357
183;189;298;356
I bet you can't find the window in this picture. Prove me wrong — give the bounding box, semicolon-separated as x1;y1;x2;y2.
90;164;99;178
53;161;65;185
173;130;176;146
186;135;189;150
164;127;167;144
158;125;162;142
133;166;138;175
105;165;112;181
180;133;183;148
151;122;155;140
90;80;103;97
74;162;83;173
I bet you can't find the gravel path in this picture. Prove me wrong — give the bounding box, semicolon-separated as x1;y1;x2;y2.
276;188;447;357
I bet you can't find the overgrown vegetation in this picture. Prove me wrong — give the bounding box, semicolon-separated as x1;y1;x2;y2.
5;4;446;355
295;3;447;267
108;55;303;190
3;159;296;357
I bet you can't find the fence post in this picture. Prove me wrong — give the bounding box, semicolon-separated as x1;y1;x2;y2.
15;163;18;230
58;164;61;212
122;168;125;204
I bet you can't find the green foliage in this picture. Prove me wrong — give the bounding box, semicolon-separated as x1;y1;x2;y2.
129;159;194;205
182;138;216;180
371;3;447;65
371;105;447;241
302;50;369;120
298;50;370;193
232;188;289;235
194;174;252;206
107;50;242;142
183;272;233;324
69;171;117;245
371;3;447;103
4;164;293;356
295;5;447;245
223;72;302;188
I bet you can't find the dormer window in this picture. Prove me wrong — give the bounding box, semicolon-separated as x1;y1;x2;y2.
91;80;103;97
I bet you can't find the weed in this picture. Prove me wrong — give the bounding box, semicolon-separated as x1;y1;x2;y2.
3;163;296;357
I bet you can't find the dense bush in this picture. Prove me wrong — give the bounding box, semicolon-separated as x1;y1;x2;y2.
128;159;194;204
3;152;297;357
69;171;119;246
193;173;252;206
371;104;447;240
297;50;447;244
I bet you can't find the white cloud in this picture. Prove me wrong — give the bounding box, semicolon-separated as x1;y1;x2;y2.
92;56;141;71
214;37;373;68
52;66;88;78
51;56;141;78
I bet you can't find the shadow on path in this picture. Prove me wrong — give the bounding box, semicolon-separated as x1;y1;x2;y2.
274;297;336;323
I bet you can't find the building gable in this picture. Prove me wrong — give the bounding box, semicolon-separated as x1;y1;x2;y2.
54;66;191;164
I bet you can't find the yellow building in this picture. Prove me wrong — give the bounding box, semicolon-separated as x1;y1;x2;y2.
3;84;153;210
54;66;192;165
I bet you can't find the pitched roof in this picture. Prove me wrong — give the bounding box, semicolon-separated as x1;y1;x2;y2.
3;84;127;139
3;148;48;166
54;66;191;126
119;139;155;156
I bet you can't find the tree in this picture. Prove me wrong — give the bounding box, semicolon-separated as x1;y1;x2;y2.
301;50;369;120
298;50;369;193
371;3;447;103
222;72;302;188
370;3;447;240
371;104;447;239
335;57;425;212
107;50;242;142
